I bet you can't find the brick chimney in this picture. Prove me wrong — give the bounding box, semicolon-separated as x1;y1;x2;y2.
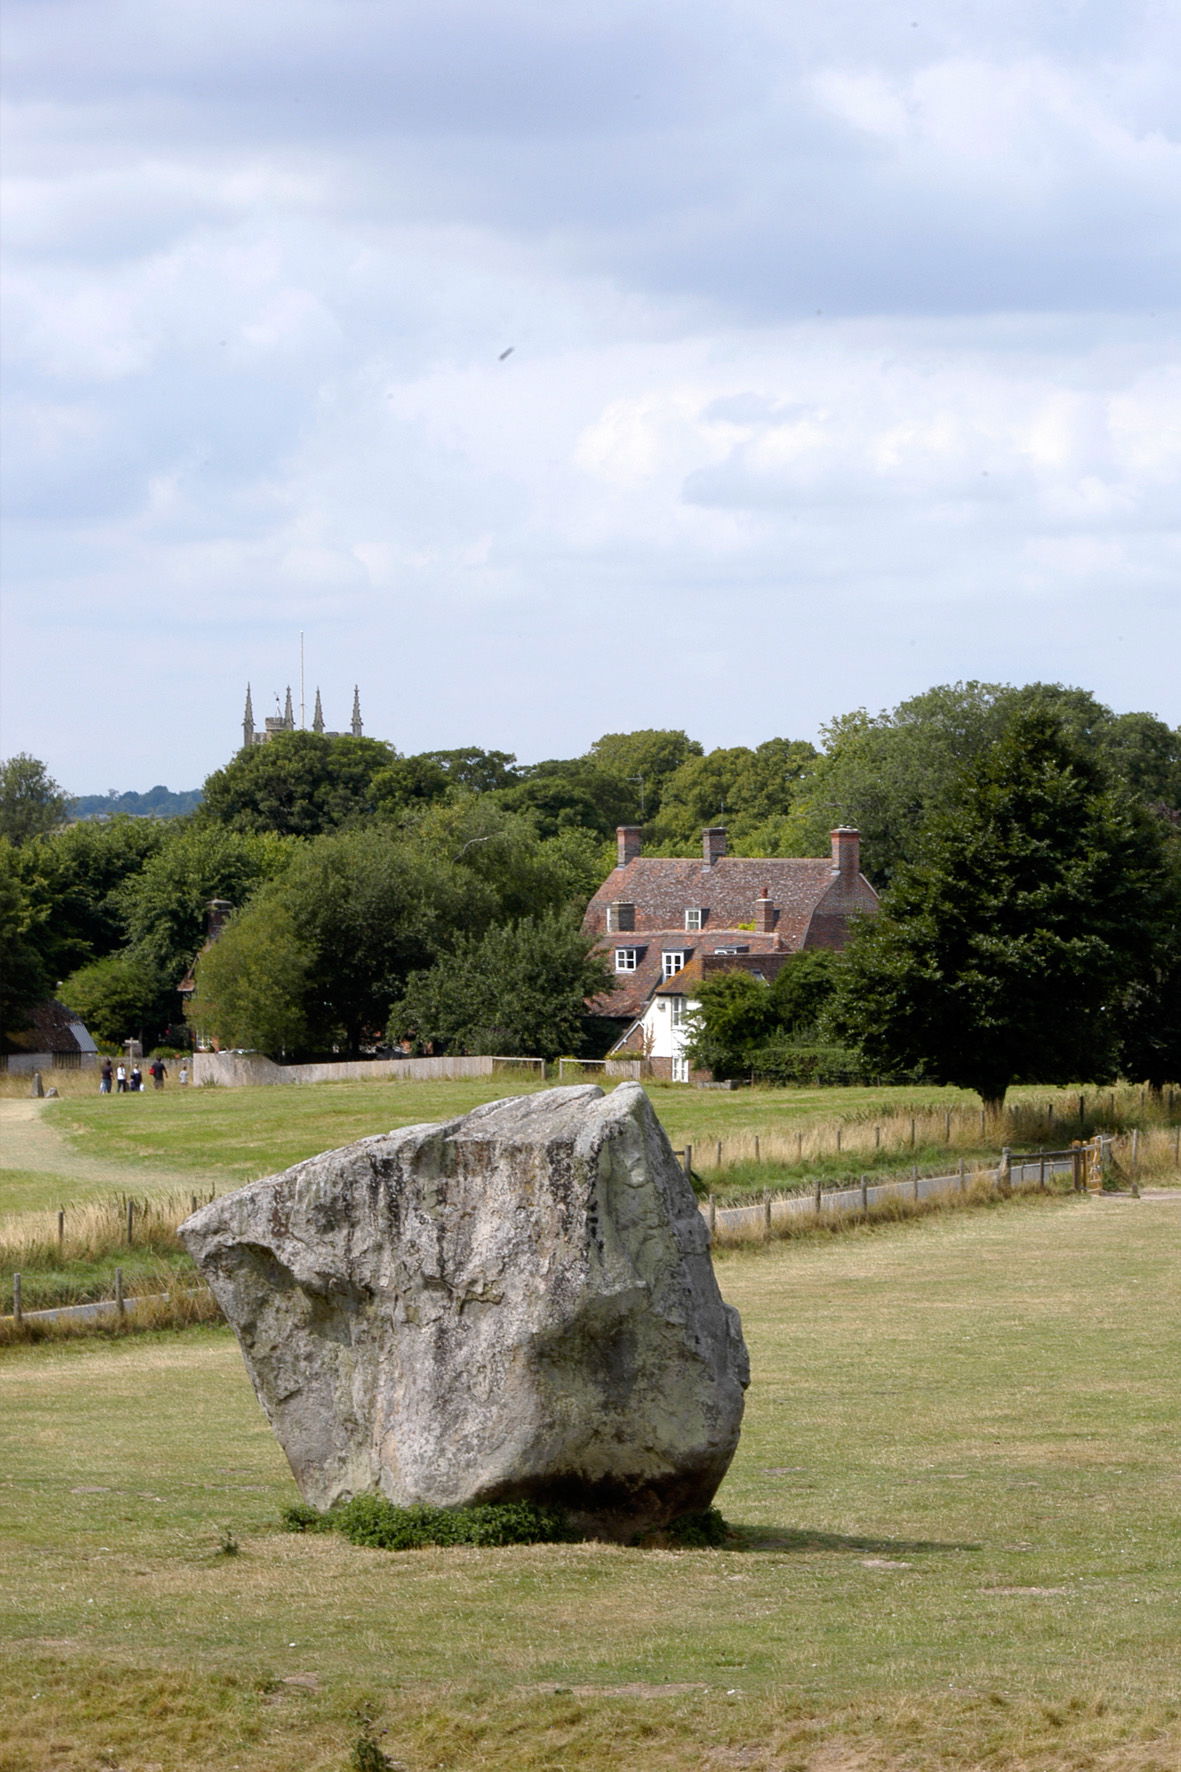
755;890;776;935
830;827;860;878
206;898;233;941
703;826;728;866
616;825;642;868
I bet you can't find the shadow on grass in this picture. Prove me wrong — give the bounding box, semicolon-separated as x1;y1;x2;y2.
731;1524;981;1554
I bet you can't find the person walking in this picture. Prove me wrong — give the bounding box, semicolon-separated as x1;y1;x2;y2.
178;1061;189;1086
129;1064;143;1092
149;1057;167;1089
115;1063;128;1093
100;1058;113;1094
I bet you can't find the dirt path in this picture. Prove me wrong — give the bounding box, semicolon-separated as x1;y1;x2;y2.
0;1099;195;1203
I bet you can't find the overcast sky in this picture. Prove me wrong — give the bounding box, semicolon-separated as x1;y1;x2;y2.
2;0;1178;794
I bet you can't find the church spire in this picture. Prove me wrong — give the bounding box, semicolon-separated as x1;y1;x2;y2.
242;684;255;749
283;686;294;729
351;686;363;737
312;688;324;734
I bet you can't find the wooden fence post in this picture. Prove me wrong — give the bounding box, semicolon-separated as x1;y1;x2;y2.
1078;1093;1086;1131
835;1125;842;1153
715;1140;722;1171
754;1136;760;1164
708;1197;716;1237
861;1175;869;1212
909;1117;916;1148
764;1198;773;1237
874;1124;881;1150
682;1144;693;1180
126;1199;135;1245
1039;1155;1046;1191
1130;1128;1140;1179
115;1267;125;1317
959;1158;966;1193
813;1177;822;1214
944;1111;951;1144
979;1108;986;1137
912;1165;919;1200
57;1208;65;1254
13;1274;21;1324
796;1132;803;1162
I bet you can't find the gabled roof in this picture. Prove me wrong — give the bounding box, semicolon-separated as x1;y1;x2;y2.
3;999;98;1056
588;930;786;1020
583;827;878;1020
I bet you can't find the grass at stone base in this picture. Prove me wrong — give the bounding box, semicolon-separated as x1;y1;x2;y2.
1;1193;1178;1771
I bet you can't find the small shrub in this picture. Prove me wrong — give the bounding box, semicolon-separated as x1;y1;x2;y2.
280;1494;573;1549
280;1502;333;1533
217;1524;240;1557
663;1508;730;1548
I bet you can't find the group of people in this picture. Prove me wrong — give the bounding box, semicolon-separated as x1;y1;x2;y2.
99;1056;189;1093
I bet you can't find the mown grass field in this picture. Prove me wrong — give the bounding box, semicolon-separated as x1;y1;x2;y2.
6;1075;1159;1211
2;1192;1178;1771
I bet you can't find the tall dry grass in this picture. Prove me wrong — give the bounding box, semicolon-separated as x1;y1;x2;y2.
689;1084;1181;1177
0;1188;212;1271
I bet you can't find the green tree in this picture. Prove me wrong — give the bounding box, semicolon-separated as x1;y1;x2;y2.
1116;821;1181;1092
199;731;397;836
58;949;174;1049
190;899;309;1056
683;971;774;1080
0;840;51;1038
29;816;167;977
389;912;610;1060
118;824;290;981
832;712;1171;1111
492;758;637;839
650;739;816;851
584;730;702;817
0;754;68;846
418;748;519;792
683;950;843;1081
786;682;1181;886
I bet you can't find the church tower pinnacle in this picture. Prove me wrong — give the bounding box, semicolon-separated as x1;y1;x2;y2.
351;686;363;737
312;689;325;734
283;686;294;729
243;684;255;749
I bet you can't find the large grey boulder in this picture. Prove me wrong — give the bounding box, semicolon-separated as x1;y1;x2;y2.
180;1082;748;1539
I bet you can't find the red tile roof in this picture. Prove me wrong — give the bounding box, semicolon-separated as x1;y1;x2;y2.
583;831;878;1021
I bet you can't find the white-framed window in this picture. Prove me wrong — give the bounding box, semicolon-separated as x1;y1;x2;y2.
662;950;687;980
615;948;639;972
684;907;704;931
671;1056;690;1083
669;996;687;1025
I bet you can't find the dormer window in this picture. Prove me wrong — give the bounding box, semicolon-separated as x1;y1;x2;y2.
615;948;639;973
684;908;705;930
662;951;688;980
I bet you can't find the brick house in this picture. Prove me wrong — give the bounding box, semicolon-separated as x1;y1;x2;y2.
582;825;879;1080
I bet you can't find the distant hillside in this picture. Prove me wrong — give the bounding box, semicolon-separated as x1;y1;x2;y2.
69;786;203;821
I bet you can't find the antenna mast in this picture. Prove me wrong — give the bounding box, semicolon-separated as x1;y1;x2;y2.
299;633;305;729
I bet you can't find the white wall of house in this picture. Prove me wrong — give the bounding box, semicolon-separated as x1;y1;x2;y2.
639;990;693;1083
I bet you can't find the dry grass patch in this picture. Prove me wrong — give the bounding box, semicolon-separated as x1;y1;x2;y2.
2;1195;1179;1768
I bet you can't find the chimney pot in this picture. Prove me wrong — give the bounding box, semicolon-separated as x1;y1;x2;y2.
755;891;776;935
616;825;642;867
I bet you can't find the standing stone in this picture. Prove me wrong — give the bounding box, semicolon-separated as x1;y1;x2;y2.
180;1083;748;1539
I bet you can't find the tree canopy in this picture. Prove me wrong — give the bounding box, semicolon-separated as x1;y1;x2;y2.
389;912;610;1061
199;731;397;836
831;711;1173;1109
0;754;68;846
